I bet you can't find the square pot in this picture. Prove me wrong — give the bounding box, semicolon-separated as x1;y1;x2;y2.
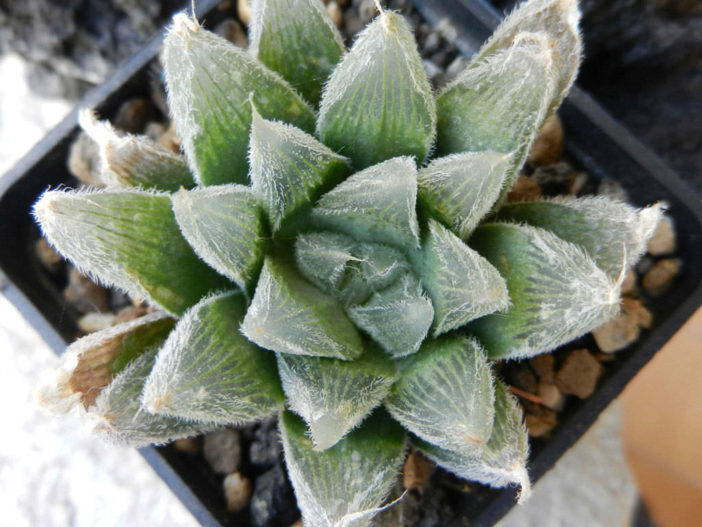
1;1;700;526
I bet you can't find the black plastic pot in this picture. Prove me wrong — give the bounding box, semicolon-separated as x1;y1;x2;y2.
1;1;700;526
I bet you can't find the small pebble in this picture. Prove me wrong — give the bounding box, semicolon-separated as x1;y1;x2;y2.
525;409;557;438
636;255;655;275
531;162;575;195
422;59;442;81
214;18;248;48
67;131;102;186
112;98;154;134
112;305;152;325
358;0;378;23
144;121;166;142
647;215;676;256
237;0;250;25
642;258;680;296
249;416;282;469
555;348;603;399
289;521;303;527
537;382;565;411
64;268;109;313
507;174;542;202
78;312;116;333
528;115;564;166
513;368;537;393
621;268;637;295
402;450;435;490
250;464;298;527
422;31;441;55
592;297;653;353
530;354;555;383
158;120;181;153
35;238;63;273
327;1;344;28
224;472;252;512
173;437;201;453
203;428;242;475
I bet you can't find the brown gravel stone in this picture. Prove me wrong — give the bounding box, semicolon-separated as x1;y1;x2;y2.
555;349;603;399
647;215;676;256
621;269;637;295
537;382;565;411
642;258;680;296
507;174;542;202
237;0;250;25
525;409;558;438
403;449;435;490
204;429;242;475
173;437;201;453
158;120;181;153
530;354;555;383
327;1;344;27
223;472;252;512
77;312;116;333
528;115;564;166
112;305;152;325
514;368;538;393
592;297;652;353
215;18;248;48
112;98;154;134
68;131;102;186
64;267;109;313
289;521;303;527
35;238;63;273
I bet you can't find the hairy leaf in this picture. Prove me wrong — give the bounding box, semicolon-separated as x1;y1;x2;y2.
497;197;663;277
164;14;315;186
34;189;229;316
249;0;345;106
348;273;433;358
413;380;530;502
317;10;436;169
311;156;420;249
249;109;349;234
172;184;266;294
469;222;621;360
410;220;509;336
79;109;193;191
417;152;511;240
277;351;396;450
294;231;359;293
142;291;284;425
385;336;495;452
281;410;406;527
241;258;364;360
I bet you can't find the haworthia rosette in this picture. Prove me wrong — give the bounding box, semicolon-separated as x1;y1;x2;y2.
281;410;407;527
469;222;621;360
248;108;349;234
317;10;437;169
142;291;284;424
413;380;531;502
410;220;509;336
249;0;345;106
34;189;229;316
348;273;434;358
164;14;315;186
78;109;194;192
385;336;495;452
277;351;396;450
172;184;267;294
241;258;364;360
311;156;421;250
417;152;511;240
497;197;663;277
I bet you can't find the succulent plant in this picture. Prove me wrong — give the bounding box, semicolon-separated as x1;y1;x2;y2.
35;0;662;524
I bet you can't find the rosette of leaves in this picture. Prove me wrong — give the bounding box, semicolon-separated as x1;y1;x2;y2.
34;0;662;524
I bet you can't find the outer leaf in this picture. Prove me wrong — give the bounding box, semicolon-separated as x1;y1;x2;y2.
249;0;345;106
78;109;193;192
39;313;214;446
413;380;531;502
164;14;315;186
436;33;556;196
385;336;495;452
249;108;349;234
311;157;420;249
417;152;511;240
277;351;397;450
317;10;437;169
410;220;509;336
281;410;407;527
348;273;433;358
172;184;266;294
241;258;364;360
497;197;663;277
142;291;284;424
34;189;229;316
469;222;621;360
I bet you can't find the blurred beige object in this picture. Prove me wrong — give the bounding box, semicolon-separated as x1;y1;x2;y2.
621;306;702;527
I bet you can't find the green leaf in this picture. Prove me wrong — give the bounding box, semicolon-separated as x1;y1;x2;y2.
311;157;420;249
410;220;509;336
281;410;407;527
164;14;315;186
142;291;284;425
348;273;433;358
294;231;359;294
34;189;229;316
497;197;664;277
172;184;266;294
317;10;437;169
413;380;531;502
249;0;345;106
436;33;557;197
241;258;364;360
385;336;495;452
469;222;621;360
478;0;582;114
417;152;511;240
79;110;194;192
277;351;396;450
249;108;349;234
40;312;214;446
